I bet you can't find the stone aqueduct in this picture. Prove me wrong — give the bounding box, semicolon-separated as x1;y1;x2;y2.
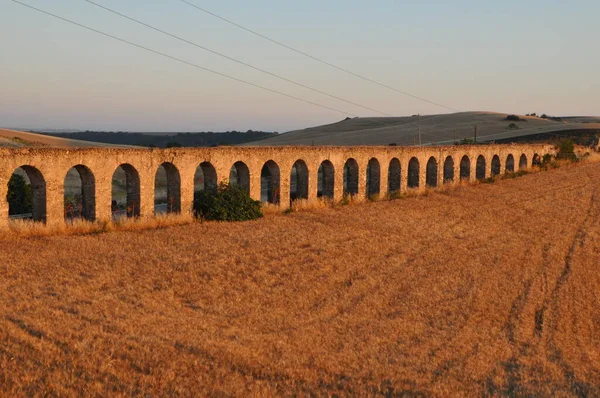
0;143;554;227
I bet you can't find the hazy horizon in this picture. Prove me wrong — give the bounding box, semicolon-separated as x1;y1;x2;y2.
2;0;599;132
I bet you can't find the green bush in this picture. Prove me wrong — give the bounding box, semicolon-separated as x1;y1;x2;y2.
501;171;528;180
193;183;262;221
388;190;402;200
556;139;576;161
339;194;351;206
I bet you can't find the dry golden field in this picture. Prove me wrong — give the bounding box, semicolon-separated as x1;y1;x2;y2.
1;161;600;396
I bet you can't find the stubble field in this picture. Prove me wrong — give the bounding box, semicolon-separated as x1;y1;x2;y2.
1;161;600;396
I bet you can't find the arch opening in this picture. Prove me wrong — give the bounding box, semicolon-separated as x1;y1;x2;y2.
64;165;95;221
366;158;381;197
408;157;420;188
343;158;359;196
506;154;515;173
519;154;528;170
194;162;218;200
112;164;140;219
229;161;250;194
7;166;46;222
290;159;309;202
388;158;401;194
491;155;501;176
426;157;438;188
155;162;181;214
460;156;470;181
532;154;542;167
443;156;455;183
261;160;280;204
318;160;334;199
476;156;486;180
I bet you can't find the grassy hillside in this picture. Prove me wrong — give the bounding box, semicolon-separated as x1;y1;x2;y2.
1;160;600;395
0;129;126;148
44;130;277;148
248;112;600;146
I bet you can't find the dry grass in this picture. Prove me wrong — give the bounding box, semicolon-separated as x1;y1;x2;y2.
5;213;194;237
290;197;334;211
1;161;600;396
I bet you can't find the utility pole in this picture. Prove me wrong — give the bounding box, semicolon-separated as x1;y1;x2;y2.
418;114;422;146
453;130;456;143
474;125;477;144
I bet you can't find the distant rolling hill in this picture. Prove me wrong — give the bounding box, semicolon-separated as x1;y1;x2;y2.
42;130;277;148
0;128;128;148
247;112;600;146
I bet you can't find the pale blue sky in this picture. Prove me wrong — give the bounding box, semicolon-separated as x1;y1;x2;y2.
1;0;598;132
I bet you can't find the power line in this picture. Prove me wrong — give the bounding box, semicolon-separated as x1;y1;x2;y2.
12;0;357;117
178;0;460;113
84;0;393;117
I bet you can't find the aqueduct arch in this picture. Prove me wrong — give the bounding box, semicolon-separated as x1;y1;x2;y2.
155;162;181;214
318;160;335;199
8;166;46;222
408;157;420;188
112;164;140;218
366;158;381;197
290;159;309;202
519;154;528;170
229;161;250;193
388;158;401;194
261;160;280;204
195;162;218;194
491;155;501;177
343;158;359;196
460;155;470;181
443;156;454;183
476;156;486;180
426;157;438;188
505;155;515;173
64;165;95;221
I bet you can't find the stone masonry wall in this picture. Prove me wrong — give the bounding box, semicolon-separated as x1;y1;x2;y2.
0;143;555;228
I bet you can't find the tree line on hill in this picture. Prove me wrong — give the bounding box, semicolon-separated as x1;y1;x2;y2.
42;130;277;148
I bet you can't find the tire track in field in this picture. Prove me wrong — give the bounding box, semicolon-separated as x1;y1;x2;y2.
484;165;600;395
484;245;547;395
535;169;600;396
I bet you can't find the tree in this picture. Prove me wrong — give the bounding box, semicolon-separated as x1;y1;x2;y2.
508;123;519;130
7;174;32;215
505;115;527;122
